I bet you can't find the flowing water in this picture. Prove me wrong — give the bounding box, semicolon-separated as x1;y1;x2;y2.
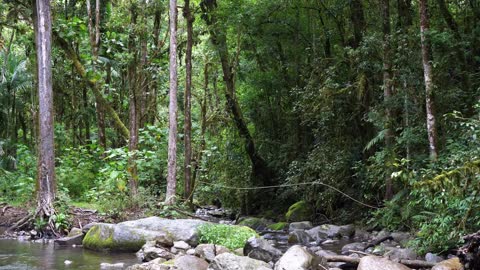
0;228;139;270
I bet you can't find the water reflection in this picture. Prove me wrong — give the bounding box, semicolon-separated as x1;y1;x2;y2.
0;238;140;270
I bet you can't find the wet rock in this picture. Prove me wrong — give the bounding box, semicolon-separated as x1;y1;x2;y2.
244;237;283;263
426;253;444;263
82;223;98;234
67;228;83;237
54;233;84;246
289;222;313;231
341;242;367;255
354;229;371;242
274;245;327;270
137;241;174;262
195;244;230;262
173;241;190;250
431;257;463;270
306;224;350;241
100;262;125;269
357;256;412;270
385;248;417;261
390;232;411;246
288;229;314;244
208;253;272;270
174;255;208;270
29;230;38;237
338;225;355;238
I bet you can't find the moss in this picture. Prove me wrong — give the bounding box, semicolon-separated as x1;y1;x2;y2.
267;222;288;231
82;225;115;251
238;217;270;229
285;200;313;222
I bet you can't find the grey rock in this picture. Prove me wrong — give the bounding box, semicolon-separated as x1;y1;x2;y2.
67;228;83;237
173;241;191;250
126;258;168;270
137;241;174;262
186;249;196;255
357;256;412;270
425;253;444;263
81;223;98;234
385;248;417;261
391;232;411;246
340;242;367;255
195;244;230;262
353;229;371;242
288;229;314;244
54;233;84;246
100;262;125;269
208;253;272;270
315;249;337;257
288;222;313;231
173;255;208;270
244;237;283;263
274;245;327;270
337;225;355;238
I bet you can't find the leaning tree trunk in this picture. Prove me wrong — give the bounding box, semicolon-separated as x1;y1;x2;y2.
419;0;439;161
35;0;56;224
165;0;178;205
183;0;194;200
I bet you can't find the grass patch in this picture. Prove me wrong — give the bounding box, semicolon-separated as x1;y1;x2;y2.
198;224;258;250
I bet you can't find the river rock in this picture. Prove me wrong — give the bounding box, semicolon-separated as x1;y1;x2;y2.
354;229;371;241
289;222;313;231
208;253;272;270
431;257;463;270
244;237;283;263
341;242;367;254
173;255;209;270
425;253;444;263
288;229;314;244
54;233;84;246
68;228;83;237
137;241;174;262
100;262;125;269
357;256;411;270
127;258;167;270
195;244;230;262
173;241;190;250
306;224;351;241
390;232;411;246
238;217;272;231
385;248;417;261
274;245;327;270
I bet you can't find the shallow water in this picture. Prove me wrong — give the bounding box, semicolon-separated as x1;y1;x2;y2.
0;234;140;270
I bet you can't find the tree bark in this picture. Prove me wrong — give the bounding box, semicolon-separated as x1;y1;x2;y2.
35;0;56;220
165;0;178;205
382;0;394;200
183;0;194;200
419;0;439;161
350;0;366;48
201;0;274;187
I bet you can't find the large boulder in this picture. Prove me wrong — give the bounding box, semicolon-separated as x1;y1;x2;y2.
208;253;272;270
288;230;314;244
174;255;209;270
341;242;367;255
289;222;313;231
285;201;313;222
357;256;411;270
244;237;283;263
83;223;173;252
83;217;208;251
431;257;463;270
195;244;230;262
238;217;272;231
274;245;327;270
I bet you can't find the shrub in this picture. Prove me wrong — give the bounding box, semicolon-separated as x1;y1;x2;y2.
197;224;258;250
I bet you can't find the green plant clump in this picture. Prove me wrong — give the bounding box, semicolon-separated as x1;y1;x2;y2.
197;224;258;250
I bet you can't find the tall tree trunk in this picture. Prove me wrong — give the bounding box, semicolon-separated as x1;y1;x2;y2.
419;0;439;161
382;0;394;200
396;0;413;28
201;0;274;187
127;5;139;197
183;0;194;200
350;0;366;48
165;0;178;205
35;0;56;221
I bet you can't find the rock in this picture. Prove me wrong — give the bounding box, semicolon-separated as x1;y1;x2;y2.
354;229;371;242
341;242;367;255
289;222;313;231
173;241;191;250
288;229;314;244
64;260;73;265
337;225;355;238
373;230;391;241
67;228;83;237
425;253;444;263
357;256;411;270
385;248;417;261
285;201;313;222
274;245;327;270
315;249;337;257
186;249;196;255
306;224;346;241
54;233;85;246
195;244;230;262
127;258;168;270
137;241;174;262
267;223;288;231
100;263;125;269
431;257;463;270
238;217;272;231
390;232;411;246
244;237;283;263
174;255;209;270
82;223;98;234
208;253;272;270
29;230;38;237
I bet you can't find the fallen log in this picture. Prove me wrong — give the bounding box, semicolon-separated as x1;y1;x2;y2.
324;255;436;268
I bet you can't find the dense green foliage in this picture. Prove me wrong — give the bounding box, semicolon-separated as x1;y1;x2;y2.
197;224;258;250
1;0;480;252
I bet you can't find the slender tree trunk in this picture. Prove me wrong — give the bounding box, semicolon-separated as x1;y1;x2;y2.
183;0;194;200
165;0;178;205
419;0;439;161
35;0;56;221
350;0;366;48
382;0;394;200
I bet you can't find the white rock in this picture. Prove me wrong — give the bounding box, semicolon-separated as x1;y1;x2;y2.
64;260;73;265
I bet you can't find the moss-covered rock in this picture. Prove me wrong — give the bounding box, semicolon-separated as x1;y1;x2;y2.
238;217;271;230
285;200;313;222
267;222;288;231
82;223;173;252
